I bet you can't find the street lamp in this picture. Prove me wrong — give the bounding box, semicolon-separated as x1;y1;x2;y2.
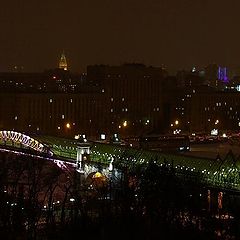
171;120;181;134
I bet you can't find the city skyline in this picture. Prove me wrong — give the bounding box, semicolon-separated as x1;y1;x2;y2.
1;0;240;73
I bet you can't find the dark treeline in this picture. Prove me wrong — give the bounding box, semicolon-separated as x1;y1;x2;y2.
0;151;240;239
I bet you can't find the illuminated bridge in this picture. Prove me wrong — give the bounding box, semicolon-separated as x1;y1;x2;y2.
0;130;240;192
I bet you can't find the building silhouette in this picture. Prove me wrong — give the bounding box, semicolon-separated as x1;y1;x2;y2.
0;59;238;139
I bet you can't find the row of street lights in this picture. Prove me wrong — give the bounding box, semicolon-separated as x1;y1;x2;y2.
171;119;221;135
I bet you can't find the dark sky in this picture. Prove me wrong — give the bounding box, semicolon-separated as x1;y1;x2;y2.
0;0;240;73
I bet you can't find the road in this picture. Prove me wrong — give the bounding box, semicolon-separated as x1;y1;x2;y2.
182;142;240;159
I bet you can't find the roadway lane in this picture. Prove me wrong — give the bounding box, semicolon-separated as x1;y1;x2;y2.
182;142;240;159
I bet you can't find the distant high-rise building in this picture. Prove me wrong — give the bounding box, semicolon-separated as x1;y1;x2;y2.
218;66;229;83
58;52;68;71
204;63;228;89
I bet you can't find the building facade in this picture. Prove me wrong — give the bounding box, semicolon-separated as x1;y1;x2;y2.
190;91;240;133
1;62;238;139
87;64;168;137
0;92;109;138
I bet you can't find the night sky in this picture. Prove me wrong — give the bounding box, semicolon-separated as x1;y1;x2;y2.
0;0;240;73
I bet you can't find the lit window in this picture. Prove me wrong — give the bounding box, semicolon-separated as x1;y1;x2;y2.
102;89;105;93
111;109;113;112
49;99;53;103
14;116;18;120
70;99;73;103
62;115;65;119
125;108;128;112
122;108;125;112
111;98;114;102
122;98;125;101
157;108;159;111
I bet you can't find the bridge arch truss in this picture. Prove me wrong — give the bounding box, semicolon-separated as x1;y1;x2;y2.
0;130;53;156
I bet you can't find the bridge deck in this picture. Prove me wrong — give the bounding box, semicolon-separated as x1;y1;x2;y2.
1;131;240;191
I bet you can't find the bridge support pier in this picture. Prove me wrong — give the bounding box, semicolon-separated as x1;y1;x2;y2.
76;136;91;172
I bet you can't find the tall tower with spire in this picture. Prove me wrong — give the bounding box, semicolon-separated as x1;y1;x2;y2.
58;51;68;70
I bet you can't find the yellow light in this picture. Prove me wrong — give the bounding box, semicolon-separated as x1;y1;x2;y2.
93;172;103;178
175;120;179;125
66;123;71;129
123;120;127;127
